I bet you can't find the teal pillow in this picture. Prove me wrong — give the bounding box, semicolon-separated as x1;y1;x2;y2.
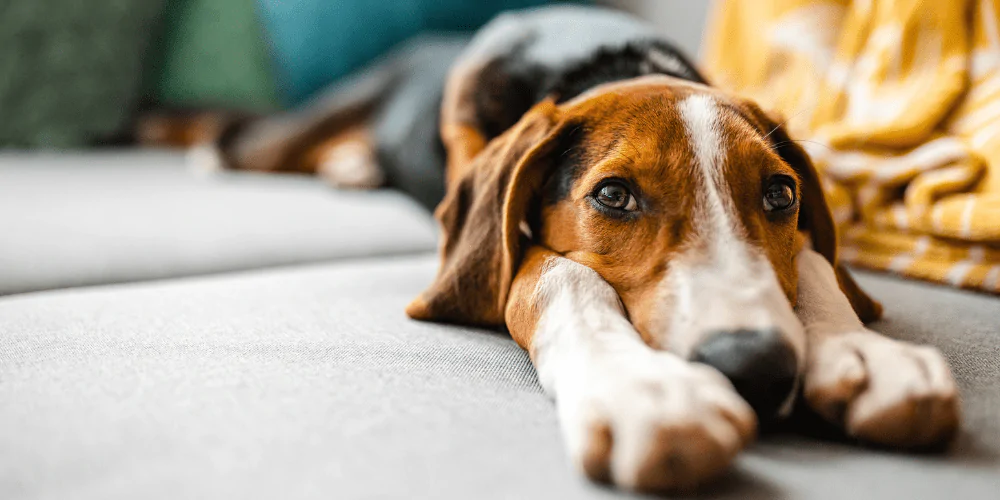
0;0;166;148
257;0;558;104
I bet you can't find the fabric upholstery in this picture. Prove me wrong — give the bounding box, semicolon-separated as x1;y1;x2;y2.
0;151;437;296
1;255;997;499
703;0;1000;293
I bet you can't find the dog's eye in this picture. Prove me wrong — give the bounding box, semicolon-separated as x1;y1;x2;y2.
763;176;797;212
595;182;638;211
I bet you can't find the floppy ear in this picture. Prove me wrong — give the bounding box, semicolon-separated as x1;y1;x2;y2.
748;105;883;323
406;100;567;326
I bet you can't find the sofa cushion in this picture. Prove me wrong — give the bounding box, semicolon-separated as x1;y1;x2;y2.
0;151;437;296
0;256;997;499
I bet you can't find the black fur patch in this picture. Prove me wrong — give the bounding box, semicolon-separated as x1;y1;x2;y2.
474;40;546;141
522;121;586;235
545;39;706;103
472;38;704;144
541;122;588;205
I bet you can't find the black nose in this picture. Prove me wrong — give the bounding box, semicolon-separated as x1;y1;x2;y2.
690;328;798;419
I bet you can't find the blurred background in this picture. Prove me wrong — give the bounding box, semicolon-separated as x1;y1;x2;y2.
1;0;701;148
2;0;999;291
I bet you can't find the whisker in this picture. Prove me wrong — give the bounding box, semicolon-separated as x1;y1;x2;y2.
771;138;834;153
761;108;808;141
792;139;834;152
559;124;585;157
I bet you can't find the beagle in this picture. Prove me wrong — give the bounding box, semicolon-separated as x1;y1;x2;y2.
199;6;961;492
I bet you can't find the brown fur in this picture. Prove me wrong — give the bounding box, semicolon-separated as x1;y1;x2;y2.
135;110;243;148
504;246;553;352
409;76;881;345
136;109;378;180
405;100;567;325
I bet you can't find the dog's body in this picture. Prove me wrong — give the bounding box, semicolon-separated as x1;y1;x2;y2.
203;6;960;492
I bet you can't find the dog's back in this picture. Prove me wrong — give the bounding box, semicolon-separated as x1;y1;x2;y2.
461;5;702;125
191;6;703;209
438;6;704;164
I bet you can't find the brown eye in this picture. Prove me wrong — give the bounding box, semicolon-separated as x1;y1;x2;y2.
596;182;638;211
764;176;796;212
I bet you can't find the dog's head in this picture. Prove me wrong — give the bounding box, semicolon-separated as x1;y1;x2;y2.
407;75;879;416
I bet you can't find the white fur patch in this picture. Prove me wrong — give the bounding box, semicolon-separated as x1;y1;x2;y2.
797;248;959;446
531;257;637;394
530;257;754;489
678;94;732;238
795;248;863;330
186;143;225;177
660;96;805;369
317;142;384;189
647;49;692;77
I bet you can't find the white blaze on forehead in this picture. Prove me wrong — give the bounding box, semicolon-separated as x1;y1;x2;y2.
677;94;743;262
678;94;723;169
664;94;805;367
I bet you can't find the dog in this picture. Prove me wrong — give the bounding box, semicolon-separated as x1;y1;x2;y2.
192;5;961;492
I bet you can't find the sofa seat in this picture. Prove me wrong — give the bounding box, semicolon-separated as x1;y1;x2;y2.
0;151;438;296
2;255;997;499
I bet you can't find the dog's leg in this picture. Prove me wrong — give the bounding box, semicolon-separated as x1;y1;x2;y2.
310;125;384;189
506;246;757;492
796;248;960;447
206;45;410;174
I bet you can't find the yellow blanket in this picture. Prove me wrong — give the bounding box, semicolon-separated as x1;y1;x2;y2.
704;0;1000;293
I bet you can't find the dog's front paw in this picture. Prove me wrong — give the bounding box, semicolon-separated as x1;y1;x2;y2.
804;329;960;448
557;353;756;492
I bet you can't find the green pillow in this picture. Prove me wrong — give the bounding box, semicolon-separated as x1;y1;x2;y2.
145;0;279;112
0;0;166;148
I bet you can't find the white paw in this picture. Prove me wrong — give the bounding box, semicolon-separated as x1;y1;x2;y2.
804;328;960;448
556;353;756;492
186;143;226;177
317;142;384;189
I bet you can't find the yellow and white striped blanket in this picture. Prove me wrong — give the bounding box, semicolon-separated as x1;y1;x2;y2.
704;0;1000;293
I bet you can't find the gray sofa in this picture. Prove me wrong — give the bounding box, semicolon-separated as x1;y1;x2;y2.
2;151;998;499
